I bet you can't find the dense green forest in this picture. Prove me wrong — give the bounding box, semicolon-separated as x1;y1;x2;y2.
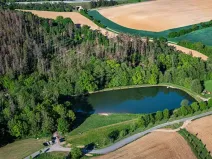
1;9;212;147
2;0;118;10
8;2;74;11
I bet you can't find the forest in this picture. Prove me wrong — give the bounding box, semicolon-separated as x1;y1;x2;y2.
7;2;74;12
1;8;212;147
2;0;118;11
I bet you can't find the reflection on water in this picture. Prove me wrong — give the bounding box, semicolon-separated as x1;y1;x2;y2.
74;86;195;114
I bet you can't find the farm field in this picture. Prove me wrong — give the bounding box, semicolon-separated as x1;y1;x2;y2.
171;27;212;46
186;115;212;153
95;131;196;159
88;10;212;46
0;138;47;159
20;10;116;37
98;0;212;32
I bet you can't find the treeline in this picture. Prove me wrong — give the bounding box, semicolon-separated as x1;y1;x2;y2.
1;9;212;145
168;20;212;38
107;99;212;145
179;129;212;159
80;9;106;28
7;2;74;12
90;0;118;8
178;40;212;57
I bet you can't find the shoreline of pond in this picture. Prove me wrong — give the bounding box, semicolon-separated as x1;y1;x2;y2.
87;83;208;102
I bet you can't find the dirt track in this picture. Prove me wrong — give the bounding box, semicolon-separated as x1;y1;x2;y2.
186;115;212;153
20;10;116;37
95;131;196;159
99;0;212;31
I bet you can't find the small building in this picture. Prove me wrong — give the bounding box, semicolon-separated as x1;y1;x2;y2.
76;6;84;11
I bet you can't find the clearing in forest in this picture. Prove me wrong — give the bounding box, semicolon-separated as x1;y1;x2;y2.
186;115;212;153
95;132;196;159
98;0;212;31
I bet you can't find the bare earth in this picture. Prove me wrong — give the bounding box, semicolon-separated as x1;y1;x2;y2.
20;10;116;37
99;0;212;31
95;132;196;159
186;115;212;153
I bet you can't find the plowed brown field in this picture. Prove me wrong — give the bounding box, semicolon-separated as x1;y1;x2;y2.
95;132;196;159
99;0;212;31
186;115;212;153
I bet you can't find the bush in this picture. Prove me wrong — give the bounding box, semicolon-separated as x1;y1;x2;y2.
130;123;138;132
119;129;128;138
70;147;82;159
181;99;189;106
108;130;119;142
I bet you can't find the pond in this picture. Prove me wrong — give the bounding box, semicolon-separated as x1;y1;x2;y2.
74;86;196;114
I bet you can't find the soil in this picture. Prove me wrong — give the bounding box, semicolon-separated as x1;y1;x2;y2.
186;115;212;153
95;132;196;159
99;0;212;31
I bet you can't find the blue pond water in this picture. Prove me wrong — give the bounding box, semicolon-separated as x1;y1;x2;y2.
75;86;196;114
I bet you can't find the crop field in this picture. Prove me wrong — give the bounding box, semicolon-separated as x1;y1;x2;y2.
172;27;212;46
97;0;212;32
186;115;212;153
88;0;212;46
95;132;196;159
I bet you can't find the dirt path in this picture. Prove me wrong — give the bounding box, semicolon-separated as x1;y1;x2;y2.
168;43;208;61
154;120;192;133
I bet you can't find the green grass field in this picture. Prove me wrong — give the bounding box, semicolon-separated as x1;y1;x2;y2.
67;114;139;148
172;27;212;46
70;113;140;135
67;118;138;148
204;80;212;92
0;138;47;159
36;152;69;159
88;10;212;46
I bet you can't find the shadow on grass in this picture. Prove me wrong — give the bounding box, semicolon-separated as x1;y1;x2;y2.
58;94;95;131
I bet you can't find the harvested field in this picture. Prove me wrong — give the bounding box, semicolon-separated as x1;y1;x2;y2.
98;0;212;32
186;115;212;153
20;10;116;37
95;132;196;159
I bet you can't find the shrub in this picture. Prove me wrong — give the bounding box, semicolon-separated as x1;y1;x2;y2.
71;147;82;159
119;129;128;138
108;130;119;142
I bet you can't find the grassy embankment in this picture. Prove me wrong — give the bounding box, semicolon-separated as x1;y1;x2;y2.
0;138;47;159
36;152;69;159
66;107;212;149
179;129;212;159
